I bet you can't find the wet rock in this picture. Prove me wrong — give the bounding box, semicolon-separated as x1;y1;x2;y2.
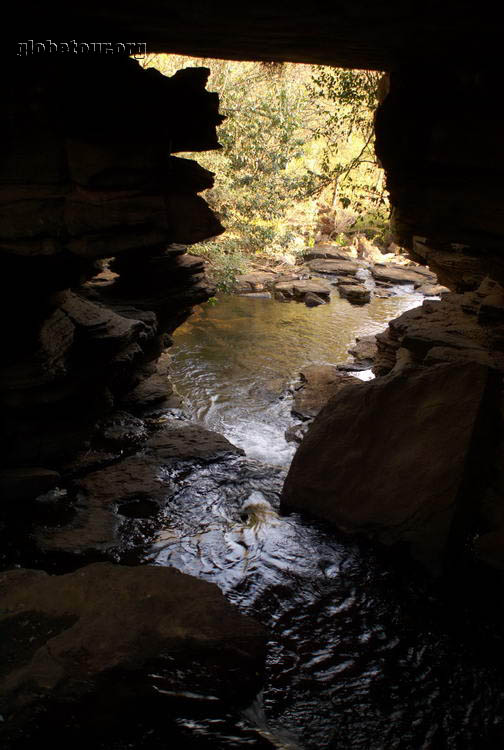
307;259;360;276
348;335;378;367
35;454;172;556
146;422;244;460
282;362;496;573
285;423;310;444
234;271;276;293
333;275;361;286
0;563;267;739
34;422;244;557
98;411;148;451
338;283;371;305
415;282;450;297
373;285;504;376
304;292;327;307
292;365;360;419
371;263;436;286
120;373;181;413
274;278;332;302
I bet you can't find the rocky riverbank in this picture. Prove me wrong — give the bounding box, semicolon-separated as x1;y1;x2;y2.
281;277;504;576
0;417;273;748
234;241;448;307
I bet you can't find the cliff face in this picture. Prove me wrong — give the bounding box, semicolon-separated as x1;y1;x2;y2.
0;57;223;495
375;69;504;291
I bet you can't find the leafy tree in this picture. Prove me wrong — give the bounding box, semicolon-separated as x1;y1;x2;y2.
141;55;389;287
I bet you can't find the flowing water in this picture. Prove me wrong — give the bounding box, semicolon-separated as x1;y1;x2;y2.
141;293;504;749
166;293;421;465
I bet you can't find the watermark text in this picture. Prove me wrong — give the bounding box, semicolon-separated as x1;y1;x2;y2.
17;40;147;57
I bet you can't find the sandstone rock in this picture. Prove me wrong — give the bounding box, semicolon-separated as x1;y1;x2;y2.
303;245;353;261
304;292;327;307
338;283;371;305
0;58;222;472
274;278;332;301
333;275;360;286
373;289;504;376
35;422;244;557
35;453;172;556
292;365;360;419
235;271;276;293
348;335;378;367
282;362;495;572
371;263;435;286
0;563;266;737
285;422;310;444
98;411;148;451
120;373;181;413
307;259;360;276
415;282;450;296
146;422;244;460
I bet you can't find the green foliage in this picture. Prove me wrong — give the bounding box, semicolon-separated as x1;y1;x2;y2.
307;67;387;217
142;55;391;288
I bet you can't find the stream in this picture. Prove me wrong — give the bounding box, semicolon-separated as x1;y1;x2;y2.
141;293;504;749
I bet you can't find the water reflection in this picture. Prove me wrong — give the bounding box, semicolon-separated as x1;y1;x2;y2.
151;293;504;749
146;454;504;749
169;294;421;464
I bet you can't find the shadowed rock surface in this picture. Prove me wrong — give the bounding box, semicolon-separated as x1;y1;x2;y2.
0;562;266;743
292;365;360;420
338;283;371;305
282;362;496;572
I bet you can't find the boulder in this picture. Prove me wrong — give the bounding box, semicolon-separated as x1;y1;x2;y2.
304;292;327;307
415;282;450;296
338;283;371;305
347;335;378;367
282;362;495;572
292;365;360;419
234;271;276;293
274;278;332;301
120;373;181;412
371;263;436;286
307;259;360;276
0;563;266;737
146;422;244;460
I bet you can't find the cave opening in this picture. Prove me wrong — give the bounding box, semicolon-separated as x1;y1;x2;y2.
2;19;504;749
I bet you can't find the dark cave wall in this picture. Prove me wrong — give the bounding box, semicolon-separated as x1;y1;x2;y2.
375;68;504;291
0;56;223;490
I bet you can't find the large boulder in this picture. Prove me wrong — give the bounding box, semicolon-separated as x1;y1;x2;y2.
292;365;360;419
338;283;371;305
282;362;496;572
0;562;267;739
